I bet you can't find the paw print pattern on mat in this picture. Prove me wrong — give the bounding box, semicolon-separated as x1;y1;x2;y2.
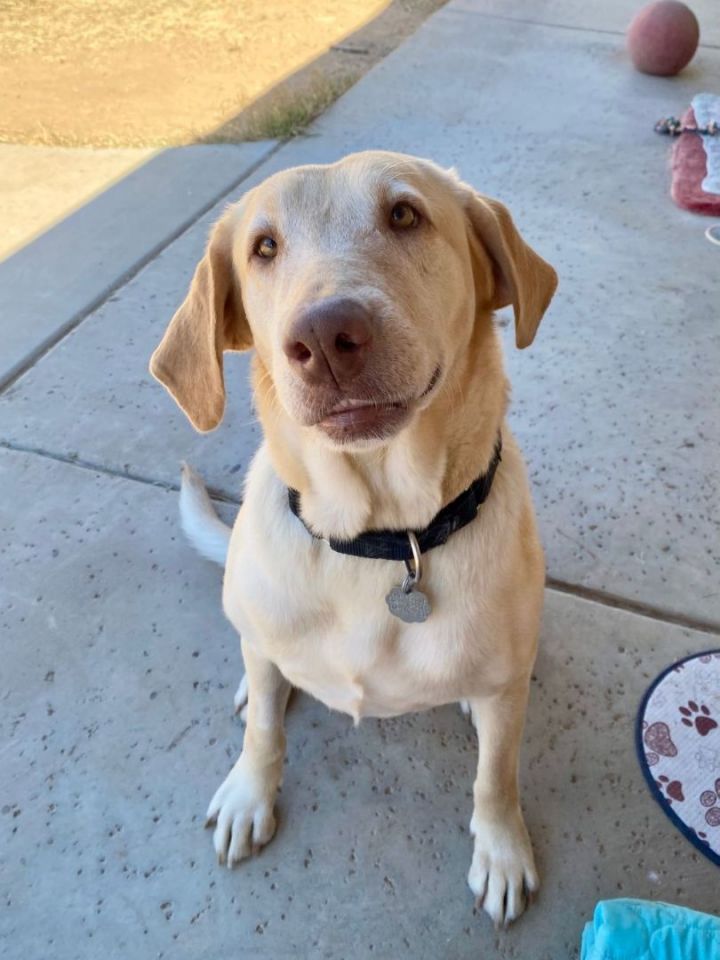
639;651;720;866
643;721;678;757
679;701;718;737
699;779;720;827
656;775;684;804
695;747;720;772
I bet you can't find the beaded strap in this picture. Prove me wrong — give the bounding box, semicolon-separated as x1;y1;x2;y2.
655;116;719;137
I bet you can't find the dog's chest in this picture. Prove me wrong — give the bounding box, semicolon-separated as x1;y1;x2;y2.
228;550;461;719
224;447;492;719
225;544;476;719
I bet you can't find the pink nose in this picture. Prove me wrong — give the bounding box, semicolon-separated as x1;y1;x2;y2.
283;297;374;387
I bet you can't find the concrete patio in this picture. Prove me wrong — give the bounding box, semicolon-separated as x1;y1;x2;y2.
1;1;719;957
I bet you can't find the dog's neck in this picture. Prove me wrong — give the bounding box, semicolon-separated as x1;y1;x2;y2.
253;319;507;540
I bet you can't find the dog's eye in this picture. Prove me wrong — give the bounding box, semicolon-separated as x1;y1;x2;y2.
254;236;278;260
389;202;419;230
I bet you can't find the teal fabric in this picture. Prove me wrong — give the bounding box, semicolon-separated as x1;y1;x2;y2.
581;900;720;960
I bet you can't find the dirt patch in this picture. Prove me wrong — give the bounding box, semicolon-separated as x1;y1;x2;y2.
0;0;447;147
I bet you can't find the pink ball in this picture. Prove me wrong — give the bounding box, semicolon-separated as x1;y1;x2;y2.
627;1;700;76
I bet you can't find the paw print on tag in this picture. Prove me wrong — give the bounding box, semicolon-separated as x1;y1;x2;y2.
656;775;684;804
699;778;720;827
679;701;718;737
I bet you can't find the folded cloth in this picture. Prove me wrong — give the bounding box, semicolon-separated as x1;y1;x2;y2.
581;899;720;960
692;93;720;194
671;107;720;215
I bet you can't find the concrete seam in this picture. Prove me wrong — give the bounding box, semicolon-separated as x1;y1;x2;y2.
0;139;286;396
2;437;717;636
0;439;242;506
546;577;720;637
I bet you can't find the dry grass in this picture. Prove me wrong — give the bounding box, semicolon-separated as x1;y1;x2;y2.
0;0;386;146
209;73;359;142
0;0;446;147
1;0;329;57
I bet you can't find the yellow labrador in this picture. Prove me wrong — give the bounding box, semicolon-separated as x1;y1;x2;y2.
150;151;557;927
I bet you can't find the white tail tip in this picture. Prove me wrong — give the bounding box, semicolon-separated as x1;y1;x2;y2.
179;462;232;567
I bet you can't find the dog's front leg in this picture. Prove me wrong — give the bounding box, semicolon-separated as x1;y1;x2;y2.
206;640;291;867
466;677;538;927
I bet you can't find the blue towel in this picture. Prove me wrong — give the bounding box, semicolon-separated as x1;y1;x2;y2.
581;900;720;960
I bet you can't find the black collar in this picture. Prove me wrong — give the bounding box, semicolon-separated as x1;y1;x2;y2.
288;436;502;563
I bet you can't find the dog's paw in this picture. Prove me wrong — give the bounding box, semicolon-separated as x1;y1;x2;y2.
205;762;277;867
468;808;538;928
233;674;248;721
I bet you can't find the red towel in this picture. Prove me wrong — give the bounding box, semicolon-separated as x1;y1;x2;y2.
671;107;720;214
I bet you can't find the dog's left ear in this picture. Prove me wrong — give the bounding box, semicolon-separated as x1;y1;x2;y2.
464;192;558;348
149;208;252;432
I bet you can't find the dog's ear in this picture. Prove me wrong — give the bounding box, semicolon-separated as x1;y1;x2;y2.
464;192;557;349
149;209;252;432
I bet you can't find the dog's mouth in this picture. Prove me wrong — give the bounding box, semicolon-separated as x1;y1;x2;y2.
317;366;441;443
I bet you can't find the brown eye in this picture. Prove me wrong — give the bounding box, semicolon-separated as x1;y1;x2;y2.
255;236;278;259
389;202;419;230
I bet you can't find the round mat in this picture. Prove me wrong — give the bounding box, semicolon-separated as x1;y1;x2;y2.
637;650;720;868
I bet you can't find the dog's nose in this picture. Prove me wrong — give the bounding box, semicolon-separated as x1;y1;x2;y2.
283;297;373;387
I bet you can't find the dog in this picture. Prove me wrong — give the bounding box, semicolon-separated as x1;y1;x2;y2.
150;150;557;927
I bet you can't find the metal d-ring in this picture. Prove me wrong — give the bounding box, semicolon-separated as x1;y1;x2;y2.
401;531;423;594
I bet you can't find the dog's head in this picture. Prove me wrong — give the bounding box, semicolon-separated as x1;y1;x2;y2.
150;151;556;448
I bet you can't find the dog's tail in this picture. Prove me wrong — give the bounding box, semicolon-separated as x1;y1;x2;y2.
179;462;232;567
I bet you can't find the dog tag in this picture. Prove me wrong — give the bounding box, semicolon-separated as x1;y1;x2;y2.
386;583;431;623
